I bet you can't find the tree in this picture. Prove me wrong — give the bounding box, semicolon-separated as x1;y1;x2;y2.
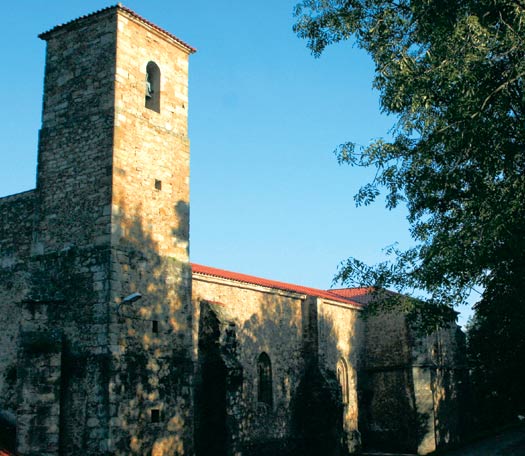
466;261;525;426
294;0;525;330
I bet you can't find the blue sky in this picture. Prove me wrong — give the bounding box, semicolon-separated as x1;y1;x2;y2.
0;2;473;325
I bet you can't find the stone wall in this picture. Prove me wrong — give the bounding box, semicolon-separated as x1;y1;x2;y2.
18;246;113;455
192;274;363;455
106;253;193;455
360;312;416;452
17;329;62;456
411;325;467;453
317;300;364;452
35;9;117;254
192;275;306;455
0;6;195;455
361;311;466;454
0;191;35;433
106;9;193;455
111;9;190;260
0;191;36;266
23;10;120;454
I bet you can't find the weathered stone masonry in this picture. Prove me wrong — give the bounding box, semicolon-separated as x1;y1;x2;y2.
0;5;466;456
1;6;194;455
191;265;364;455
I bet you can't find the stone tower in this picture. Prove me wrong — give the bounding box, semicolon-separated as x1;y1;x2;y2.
16;5;195;455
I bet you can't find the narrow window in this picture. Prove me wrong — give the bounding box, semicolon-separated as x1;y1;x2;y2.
155;179;162;190
337;359;349;405
257;352;273;406
152;320;159;333
145;61;161;113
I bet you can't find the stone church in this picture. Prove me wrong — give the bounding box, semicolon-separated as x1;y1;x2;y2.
0;5;466;456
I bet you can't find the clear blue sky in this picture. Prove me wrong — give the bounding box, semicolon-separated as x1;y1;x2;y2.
0;1;473;325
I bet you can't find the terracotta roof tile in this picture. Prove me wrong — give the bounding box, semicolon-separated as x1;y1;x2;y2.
327;287;376;305
39;4;196;54
329;287;402;306
191;263;363;307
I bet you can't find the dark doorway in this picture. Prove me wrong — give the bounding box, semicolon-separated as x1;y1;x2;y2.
195;303;227;456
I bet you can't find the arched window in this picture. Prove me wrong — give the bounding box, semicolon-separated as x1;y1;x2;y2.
257;352;273;406
145;61;161;113
337;358;349;405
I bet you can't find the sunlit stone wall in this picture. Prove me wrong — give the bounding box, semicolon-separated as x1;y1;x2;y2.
107;7;193;455
192;273;363;455
317;299;364;453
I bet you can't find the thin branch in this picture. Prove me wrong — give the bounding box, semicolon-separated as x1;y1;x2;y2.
479;72;525;112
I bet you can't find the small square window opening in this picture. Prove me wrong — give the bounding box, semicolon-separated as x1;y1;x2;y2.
151;409;160;423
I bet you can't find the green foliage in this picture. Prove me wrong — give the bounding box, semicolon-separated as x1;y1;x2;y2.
295;0;525;330
466;261;525;426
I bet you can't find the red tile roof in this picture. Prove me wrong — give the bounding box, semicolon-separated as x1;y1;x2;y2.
328;287;376;305
0;450;15;456
39;4;196;54
191;263;364;308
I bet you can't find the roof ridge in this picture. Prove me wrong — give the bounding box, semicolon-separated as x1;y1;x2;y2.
191;263;363;307
38;4;196;54
328;286;373;291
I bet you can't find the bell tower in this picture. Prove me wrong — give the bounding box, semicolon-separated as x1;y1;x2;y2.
36;4;194;258
21;6;196;455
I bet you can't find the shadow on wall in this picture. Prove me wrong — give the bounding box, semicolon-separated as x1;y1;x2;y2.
17;198;193;455
358;318;467;454
109;198;193;456
194;293;358;456
432;327;468;450
290;362;345;456
194;303;229;456
0;410;16;453
359;365;430;452
18;242;113;455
